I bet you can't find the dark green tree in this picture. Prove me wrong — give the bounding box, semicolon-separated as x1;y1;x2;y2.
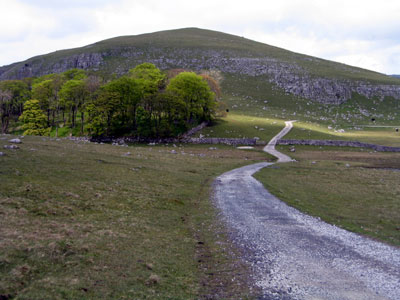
0;90;13;134
103;76;142;131
59;79;88;132
0;80;31;133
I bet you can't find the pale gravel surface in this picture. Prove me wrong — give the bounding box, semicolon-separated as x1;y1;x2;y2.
263;121;295;163
213;122;400;300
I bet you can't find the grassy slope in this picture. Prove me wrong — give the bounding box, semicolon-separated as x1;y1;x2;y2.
201;74;400;146
0;136;272;299
254;146;400;246
2;27;399;144
3;28;400;84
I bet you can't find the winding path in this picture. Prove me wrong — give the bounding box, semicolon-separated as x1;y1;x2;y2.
263;120;295;163
214;121;400;300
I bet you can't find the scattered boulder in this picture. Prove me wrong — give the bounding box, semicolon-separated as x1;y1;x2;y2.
4;145;19;149
9;138;22;144
146;274;160;285
0;152;5;156
289;147;296;152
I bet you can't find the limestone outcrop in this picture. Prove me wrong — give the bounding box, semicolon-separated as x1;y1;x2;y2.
1;46;399;105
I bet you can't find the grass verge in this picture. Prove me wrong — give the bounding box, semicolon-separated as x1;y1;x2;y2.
0;135;271;299
254;146;400;246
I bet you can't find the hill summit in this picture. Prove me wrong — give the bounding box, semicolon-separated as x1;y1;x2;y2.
1;28;400;104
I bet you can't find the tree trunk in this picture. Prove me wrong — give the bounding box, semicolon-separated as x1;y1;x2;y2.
52;110;56;126
47;109;50;127
1;116;9;134
81;111;84;135
72;108;76;128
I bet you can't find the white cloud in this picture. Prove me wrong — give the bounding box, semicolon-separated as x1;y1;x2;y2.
0;0;399;74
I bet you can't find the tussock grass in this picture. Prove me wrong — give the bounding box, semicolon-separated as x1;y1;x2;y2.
0;136;270;299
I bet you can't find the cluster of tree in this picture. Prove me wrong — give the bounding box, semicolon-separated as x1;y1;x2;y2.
0;64;222;138
0;79;31;134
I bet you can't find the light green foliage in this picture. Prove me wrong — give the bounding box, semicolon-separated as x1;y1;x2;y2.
19;99;50;136
59;79;88;129
129;62;165;91
86;86;125;136
32;80;53;113
167;72;216;123
87;64;216;137
0;80;30;107
62;68;87;80
105;76;142;116
59;79;88;109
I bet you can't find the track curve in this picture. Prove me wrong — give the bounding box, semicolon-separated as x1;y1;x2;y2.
214;122;400;300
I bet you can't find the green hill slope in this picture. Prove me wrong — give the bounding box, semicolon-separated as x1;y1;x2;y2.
1;28;399;85
1;28;400;138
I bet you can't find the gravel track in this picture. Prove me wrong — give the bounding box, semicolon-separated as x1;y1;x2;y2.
213;122;400;300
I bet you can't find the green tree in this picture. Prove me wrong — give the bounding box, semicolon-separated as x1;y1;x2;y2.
103;76;142;130
0;90;13;133
0;80;31;133
19;100;50;136
32;74;66;135
86;88;121;136
59;79;88;132
129;63;165;92
32;80;53;125
63;69;87;80
166;72;216;124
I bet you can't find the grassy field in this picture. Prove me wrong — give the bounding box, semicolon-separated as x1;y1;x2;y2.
0;135;272;299
195;73;400;147
285;121;400;147
196;114;285;142
254;146;400;246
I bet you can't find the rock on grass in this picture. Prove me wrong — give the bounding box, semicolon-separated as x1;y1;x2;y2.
146;274;160;285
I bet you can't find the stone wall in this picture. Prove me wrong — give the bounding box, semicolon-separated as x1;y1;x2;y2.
181;121;209;137
90;136;257;146
277;139;400;152
185;137;256;146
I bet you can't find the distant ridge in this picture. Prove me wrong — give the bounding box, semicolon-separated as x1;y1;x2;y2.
1;27;400;104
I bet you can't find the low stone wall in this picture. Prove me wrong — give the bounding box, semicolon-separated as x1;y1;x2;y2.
90;136;257;146
181;122;209;137
185;137;257;146
277;139;400;152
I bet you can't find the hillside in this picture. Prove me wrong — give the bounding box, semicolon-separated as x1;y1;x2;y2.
1;28;400;106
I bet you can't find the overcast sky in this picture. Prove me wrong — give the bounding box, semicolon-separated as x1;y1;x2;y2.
1;0;399;74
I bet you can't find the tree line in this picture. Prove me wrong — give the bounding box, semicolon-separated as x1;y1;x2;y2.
0;63;223;138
